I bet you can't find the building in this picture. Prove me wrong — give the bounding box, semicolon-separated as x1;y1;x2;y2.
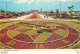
29;10;39;13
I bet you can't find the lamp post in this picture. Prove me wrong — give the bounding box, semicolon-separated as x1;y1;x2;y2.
6;1;7;18
60;0;61;19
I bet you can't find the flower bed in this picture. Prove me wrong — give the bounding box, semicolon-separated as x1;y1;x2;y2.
0;20;80;49
26;14;42;19
31;14;37;18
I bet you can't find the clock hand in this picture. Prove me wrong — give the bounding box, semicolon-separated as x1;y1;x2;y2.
20;22;50;28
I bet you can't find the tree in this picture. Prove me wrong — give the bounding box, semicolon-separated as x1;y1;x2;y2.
56;9;59;13
68;5;74;12
50;10;53;14
0;9;4;14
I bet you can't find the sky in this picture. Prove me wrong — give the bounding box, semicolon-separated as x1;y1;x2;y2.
0;0;80;12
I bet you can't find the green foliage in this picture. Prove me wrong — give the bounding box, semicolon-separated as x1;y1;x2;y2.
56;9;59;13
0;9;4;13
68;5;74;12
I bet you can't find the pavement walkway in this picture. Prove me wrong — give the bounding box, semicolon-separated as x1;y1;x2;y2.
0;14;80;22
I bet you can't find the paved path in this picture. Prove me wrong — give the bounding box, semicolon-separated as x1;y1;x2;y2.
0;14;80;22
11;14;33;20
38;14;53;20
39;14;80;22
0;14;32;21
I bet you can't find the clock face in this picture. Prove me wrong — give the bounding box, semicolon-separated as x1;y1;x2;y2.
0;21;79;49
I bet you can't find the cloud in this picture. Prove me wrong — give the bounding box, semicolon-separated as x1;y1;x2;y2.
36;0;54;3
15;0;34;4
16;0;27;4
15;0;55;4
61;0;80;2
61;0;67;2
14;0;80;4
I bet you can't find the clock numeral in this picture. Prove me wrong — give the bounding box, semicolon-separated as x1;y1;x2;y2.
0;33;6;38
62;40;70;44
6;40;16;46
36;44;38;49
39;44;45;49
70;32;77;36
36;44;45;49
